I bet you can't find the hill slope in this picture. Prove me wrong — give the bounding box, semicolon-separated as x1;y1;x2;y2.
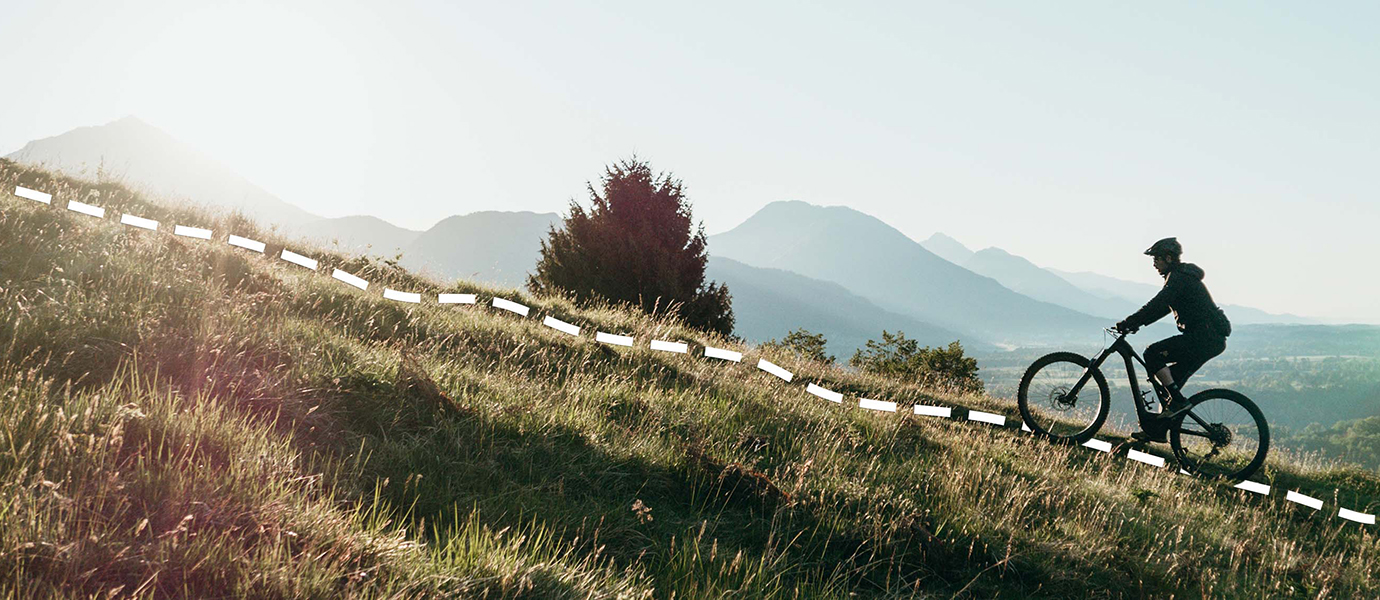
2;160;1378;598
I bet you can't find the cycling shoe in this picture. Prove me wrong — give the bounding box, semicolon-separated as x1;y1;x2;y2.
1131;428;1168;444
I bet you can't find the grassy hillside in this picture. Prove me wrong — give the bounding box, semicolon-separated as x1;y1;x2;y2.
1;159;1377;598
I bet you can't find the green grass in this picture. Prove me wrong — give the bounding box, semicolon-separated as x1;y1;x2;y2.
1;159;1377;598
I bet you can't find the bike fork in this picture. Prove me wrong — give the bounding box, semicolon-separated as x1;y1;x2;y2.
1070;350;1112;396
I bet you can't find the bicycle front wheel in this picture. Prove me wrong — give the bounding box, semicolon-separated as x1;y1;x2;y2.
1017;352;1110;443
1169;389;1270;482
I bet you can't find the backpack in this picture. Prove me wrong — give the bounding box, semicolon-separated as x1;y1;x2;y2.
1213;307;1232;337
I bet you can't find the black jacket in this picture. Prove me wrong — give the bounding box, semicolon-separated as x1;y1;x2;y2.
1123;263;1231;337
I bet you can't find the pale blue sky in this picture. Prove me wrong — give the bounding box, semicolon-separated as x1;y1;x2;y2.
1;1;1377;322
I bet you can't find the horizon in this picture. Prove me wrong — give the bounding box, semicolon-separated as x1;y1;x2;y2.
2;1;1377;323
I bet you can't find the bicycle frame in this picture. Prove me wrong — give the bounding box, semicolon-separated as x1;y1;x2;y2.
1067;331;1167;433
1057;331;1219;443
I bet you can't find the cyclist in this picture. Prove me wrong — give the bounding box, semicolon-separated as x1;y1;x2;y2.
1115;237;1232;443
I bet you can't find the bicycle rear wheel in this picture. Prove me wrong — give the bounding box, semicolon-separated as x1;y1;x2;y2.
1169;389;1269;482
1017;352;1110;443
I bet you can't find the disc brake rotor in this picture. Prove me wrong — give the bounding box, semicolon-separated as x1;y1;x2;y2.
1047;386;1076;411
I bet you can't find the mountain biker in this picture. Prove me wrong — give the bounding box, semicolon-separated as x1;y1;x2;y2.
1115;237;1232;443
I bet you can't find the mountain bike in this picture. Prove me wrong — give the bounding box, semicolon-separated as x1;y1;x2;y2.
1016;328;1269;481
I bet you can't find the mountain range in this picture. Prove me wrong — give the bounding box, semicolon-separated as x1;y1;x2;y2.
6;116;1317;355
920;234;1317;326
290;211;562;290
707;201;1107;345
705;256;980;355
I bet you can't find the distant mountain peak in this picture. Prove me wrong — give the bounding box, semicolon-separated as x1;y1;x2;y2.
926;232;968;247
746;200;855;222
972;246;1033;265
972;246;1010;257
921;232;975;265
7;117;321;228
710;203;1104;344
110;114;152;128
102;115;173;139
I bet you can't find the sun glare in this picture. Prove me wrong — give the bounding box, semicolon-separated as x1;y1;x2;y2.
121;2;375;188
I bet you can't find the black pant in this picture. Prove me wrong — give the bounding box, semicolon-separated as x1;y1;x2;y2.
1144;333;1226;384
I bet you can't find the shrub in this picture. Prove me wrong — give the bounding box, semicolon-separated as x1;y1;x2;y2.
1282;416;1380;470
762;328;834;365
849;331;982;393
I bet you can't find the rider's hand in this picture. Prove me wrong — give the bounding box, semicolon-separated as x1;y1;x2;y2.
1115;321;1137;335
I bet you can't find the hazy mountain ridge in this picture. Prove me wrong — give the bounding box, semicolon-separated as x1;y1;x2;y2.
290;215;422;256
399;211;561;289
963;246;1131;319
286;211;559;290
920;232;975;265
8;116;560;291
709;201;1107;344
922;234;1317;326
705;256;984;357
5;116;322;228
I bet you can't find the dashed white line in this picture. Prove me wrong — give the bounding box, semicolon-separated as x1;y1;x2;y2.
492;297;531;316
384;288;421;304
757;358;793;382
596;332;634;346
806;383;842;403
120;214;158;230
228;235;265;253
543;315;580;336
332;268;369;290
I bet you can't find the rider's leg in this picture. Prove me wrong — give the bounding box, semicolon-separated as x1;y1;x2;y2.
1153;367;1187;408
1167;334;1227;391
1145;336;1192;409
1154;367;1175;388
1144;337;1181;387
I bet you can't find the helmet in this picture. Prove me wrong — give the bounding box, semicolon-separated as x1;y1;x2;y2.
1144;237;1182;258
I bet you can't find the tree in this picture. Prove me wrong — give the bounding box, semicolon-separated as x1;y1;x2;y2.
849;330;983;393
1283;416;1380;470
528;158;734;335
763;328;834;364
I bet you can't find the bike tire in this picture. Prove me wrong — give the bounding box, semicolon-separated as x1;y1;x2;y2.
1017;352;1110;444
1169;389;1270;482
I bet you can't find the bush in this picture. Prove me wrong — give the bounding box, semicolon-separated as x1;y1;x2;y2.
1281;416;1380;470
762;328;834;365
849;331;982;393
528;158;734;335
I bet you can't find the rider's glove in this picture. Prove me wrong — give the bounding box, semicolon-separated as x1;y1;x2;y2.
1115;320;1137;335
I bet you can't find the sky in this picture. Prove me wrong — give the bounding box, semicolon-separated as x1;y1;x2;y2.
1;1;1377;323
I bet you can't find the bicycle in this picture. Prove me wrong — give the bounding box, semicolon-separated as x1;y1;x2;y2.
1016;327;1269;481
